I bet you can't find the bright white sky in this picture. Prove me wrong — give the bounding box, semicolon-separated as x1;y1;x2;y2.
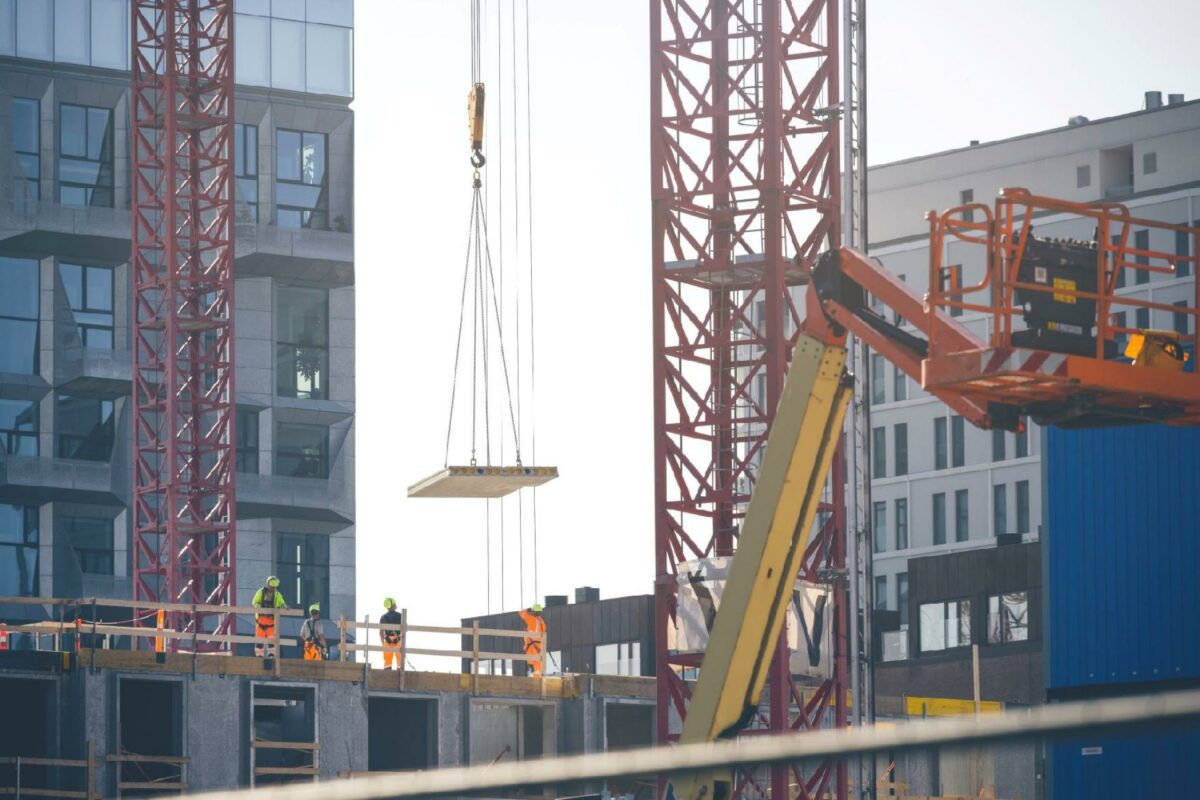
352;0;1200;667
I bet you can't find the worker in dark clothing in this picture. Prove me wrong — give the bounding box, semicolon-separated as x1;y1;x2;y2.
380;597;404;669
300;603;328;661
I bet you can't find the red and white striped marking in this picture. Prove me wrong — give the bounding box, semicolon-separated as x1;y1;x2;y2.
980;348;1070;378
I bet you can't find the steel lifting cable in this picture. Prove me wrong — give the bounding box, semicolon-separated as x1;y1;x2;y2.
511;0;523;610
522;0;539;601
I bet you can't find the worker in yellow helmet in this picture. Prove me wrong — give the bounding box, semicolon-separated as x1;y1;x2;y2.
251;576;286;657
380;597;404;670
517;603;547;678
300;603;328;661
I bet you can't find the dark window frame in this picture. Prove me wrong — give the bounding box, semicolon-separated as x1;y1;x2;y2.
13;97;40;199
275;128;329;230
870;353;885;405
894;422;908;476
893;363;907;401
954;488;969;543
0;256;41;375
0;504;40;597
274;531;330;614
234;122;259;221
992;428;1005;461
236;406;260;474
276;284;330;401
993;483;1008;536
987;592;1030;644
275;421;330;479
55;394;116;462
950;415;965;468
932;492;947;545
62;515;115;576
934;417;947;470
897;573;909;627
59;262;115;349
919;598;972;653
1176;229;1192;278
0;398;38;456
58;103;114;208
1134;229;1150;285
894;497;908;550
871;426;886;479
872;500;886;554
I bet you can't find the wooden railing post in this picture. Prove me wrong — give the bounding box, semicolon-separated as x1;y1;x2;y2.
399;608;408;690
471;621;480;695
272;609;281;677
338;614;346;662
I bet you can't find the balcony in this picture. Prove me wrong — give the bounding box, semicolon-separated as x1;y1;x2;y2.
236;471;353;524
234;221;353;286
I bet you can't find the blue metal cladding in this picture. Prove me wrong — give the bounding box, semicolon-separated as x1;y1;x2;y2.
1050;725;1200;799
1045;424;1200;690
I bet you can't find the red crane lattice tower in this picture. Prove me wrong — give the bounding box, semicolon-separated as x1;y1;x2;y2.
131;0;237;647
650;1;846;797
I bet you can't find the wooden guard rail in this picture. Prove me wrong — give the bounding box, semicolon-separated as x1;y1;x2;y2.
251;741;319;786
0;742;98;800
0;595;306;676
106;753;188;798
335;612;547;691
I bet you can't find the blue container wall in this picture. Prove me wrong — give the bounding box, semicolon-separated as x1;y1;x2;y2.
1050;725;1200;799
1045;425;1200;691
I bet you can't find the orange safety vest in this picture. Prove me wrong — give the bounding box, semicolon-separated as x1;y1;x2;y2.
517;609;546;653
0;624;8;651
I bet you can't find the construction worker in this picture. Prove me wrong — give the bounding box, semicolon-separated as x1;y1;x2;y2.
252;576;286;657
300;604;328;661
380;598;404;670
517;603;546;678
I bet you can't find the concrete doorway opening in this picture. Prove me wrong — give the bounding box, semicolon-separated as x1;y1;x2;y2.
605;702;653;751
117;678;184;795
469;702;553;766
367;697;437;772
0;678;53;789
251;684;317;785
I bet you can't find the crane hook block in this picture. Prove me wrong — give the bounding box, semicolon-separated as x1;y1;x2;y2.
468;82;486;166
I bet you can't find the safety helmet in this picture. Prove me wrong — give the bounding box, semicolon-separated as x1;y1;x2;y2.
266;576;280;588
309;603;320;614
384;597;396;609
531;603;544;613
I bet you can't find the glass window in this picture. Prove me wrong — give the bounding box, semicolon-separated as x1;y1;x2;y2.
275;531;329;612
1135;306;1150;330
992;429;1005;461
0;399;38;456
54;0;89;64
235;13;271;85
0;504;39;597
893;364;906;401
58;103;113;208
919;599;971;653
272;0;305;21
960;189;974;223
16;0;53;60
62;515;113;575
932;492;946;545
894;423;907;476
1015;424;1029;458
236;407;259;473
276;285;329;399
954;488;969;542
306;23;352;96
12;97;40;198
234;122;259;221
276;129;328;229
595;641;641;676
993;483;1008;535
871;426;886;479
934;417;947;470
1076;164;1090;188
947;265;964;317
874;575;888;610
270;18;306;91
1016;480;1030;534
1143;151;1157;175
870;354;885;405
988;592;1029;644
1176;229;1192;278
275;422;329;479
872;501;886;554
0;0;13;55
897;573;909;627
56;394;115;461
90;0;127;69
1174;301;1189;336
951;415;965;468
1112;234;1127;289
894;498;908;550
306;0;353;27
59;263;114;349
0;256;40;375
1134;229;1150;284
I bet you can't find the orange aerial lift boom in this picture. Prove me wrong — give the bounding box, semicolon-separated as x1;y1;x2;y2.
666;190;1200;800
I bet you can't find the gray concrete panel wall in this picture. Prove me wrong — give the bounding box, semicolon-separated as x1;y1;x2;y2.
186;675;244;791
317;679;368;778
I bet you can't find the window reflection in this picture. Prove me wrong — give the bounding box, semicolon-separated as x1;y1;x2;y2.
275;531;330;613
276;285;329;399
0;505;39;597
0;399;38;456
275;422;329;479
60;263;114;349
59;104;114;207
0;257;40;374
234;123;259;221
62;516;114;576
276;129;328;229
988;592;1029;644
56;394;115;461
12;98;40;198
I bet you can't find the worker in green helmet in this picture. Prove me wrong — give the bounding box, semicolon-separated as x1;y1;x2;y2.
252;576;287;657
518;603;547;678
380;597;404;669
300;603;328;661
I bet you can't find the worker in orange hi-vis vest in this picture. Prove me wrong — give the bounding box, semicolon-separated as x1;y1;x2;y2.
0;622;8;651
517;604;546;677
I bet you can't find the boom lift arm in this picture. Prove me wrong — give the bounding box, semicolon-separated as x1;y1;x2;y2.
666;192;1200;799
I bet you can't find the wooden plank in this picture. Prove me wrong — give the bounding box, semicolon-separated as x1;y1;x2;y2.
407;465;558;498
0;596;74;607
107;754;190;765
79;624;286;647
116;783;187;791
0;757;88;767
0;788;89;798
251;741;320;751
253;767;319;776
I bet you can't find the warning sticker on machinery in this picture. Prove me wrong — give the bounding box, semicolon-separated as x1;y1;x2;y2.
1053;277;1077;304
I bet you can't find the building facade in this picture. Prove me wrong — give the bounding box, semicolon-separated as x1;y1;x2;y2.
0;1;356;635
865;94;1200;653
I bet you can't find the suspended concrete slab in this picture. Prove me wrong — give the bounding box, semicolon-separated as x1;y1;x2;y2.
407;465;559;499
